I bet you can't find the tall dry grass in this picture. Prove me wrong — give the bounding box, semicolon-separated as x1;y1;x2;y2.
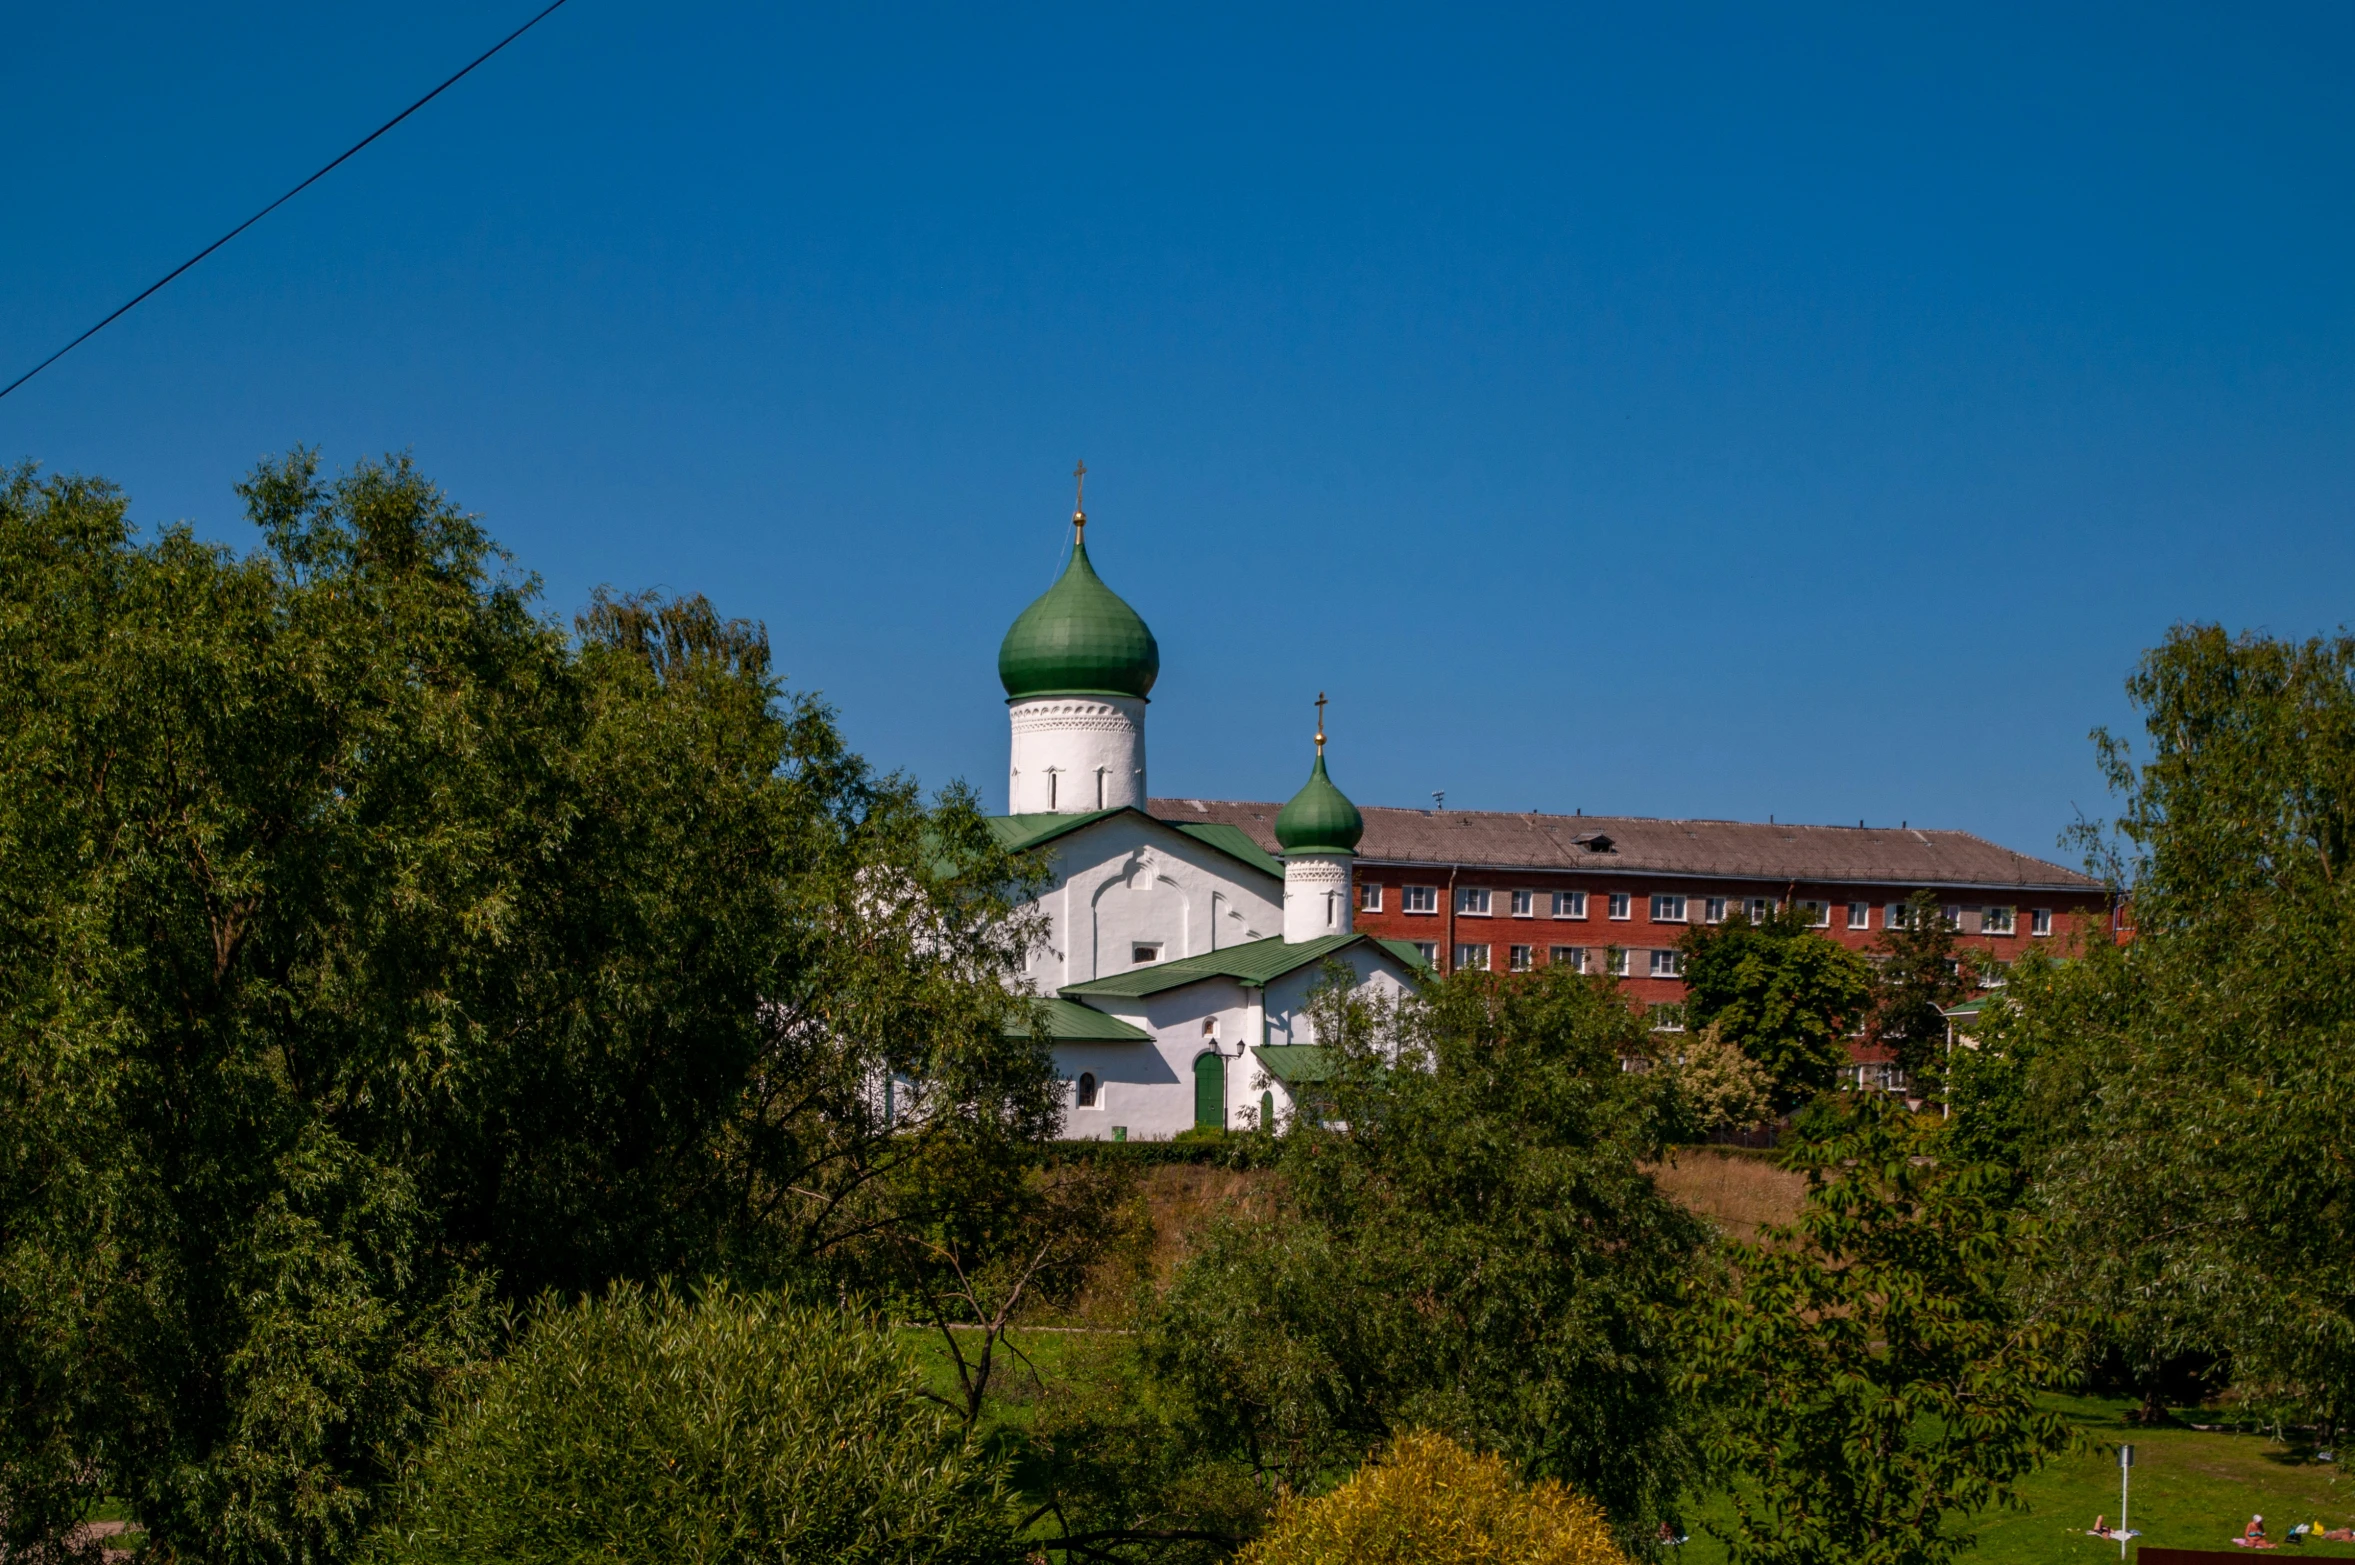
1645;1150;1806;1244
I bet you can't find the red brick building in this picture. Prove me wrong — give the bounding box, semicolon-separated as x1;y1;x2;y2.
1153;798;2111;1078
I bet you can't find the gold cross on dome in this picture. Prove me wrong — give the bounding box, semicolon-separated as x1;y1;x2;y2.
1315;691;1328;756
1072;460;1087;534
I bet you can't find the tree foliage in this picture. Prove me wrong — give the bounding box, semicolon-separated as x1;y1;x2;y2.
1994;625;2355;1429
1684;1099;2072;1565
1236;1430;1630;1565
1143;965;1707;1548
1870;890;1978;1090
1659;1022;1777;1135
367;1282;1020;1565
0;457;1053;1563
1676;908;1874;1110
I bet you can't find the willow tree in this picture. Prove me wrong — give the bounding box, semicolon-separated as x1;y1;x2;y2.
0;455;1053;1565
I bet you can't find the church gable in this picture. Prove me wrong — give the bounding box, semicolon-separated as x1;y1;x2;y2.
992;808;1284;991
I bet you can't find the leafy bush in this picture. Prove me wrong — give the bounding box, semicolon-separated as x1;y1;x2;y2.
1238;1430;1629;1565
367;1284;1019;1565
1146;965;1704;1540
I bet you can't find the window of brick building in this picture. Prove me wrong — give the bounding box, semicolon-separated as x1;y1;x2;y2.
1608;892;1632;920
1703;896;1727;924
2031;908;2053;937
1508;944;1533;971
1454;943;1491;971
1403;885;1438;914
1605;947;1629;976
1357;881;1382;913
1553;890;1587;918
1510;890;1534;917
1648;949;1683;978
1457;887;1492;916
1650;893;1687;923
1886;901;1914;930
1411;940;1439;965
1847;901;1869;929
1550;945;1589;973
1746;896;1774;922
1797;900;1830;927
1983;905;2016;935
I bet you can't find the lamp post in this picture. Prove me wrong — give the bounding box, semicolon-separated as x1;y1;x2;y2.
2118;1443;2135;1559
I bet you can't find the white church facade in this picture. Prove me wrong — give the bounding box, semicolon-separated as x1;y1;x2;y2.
986;488;1423;1140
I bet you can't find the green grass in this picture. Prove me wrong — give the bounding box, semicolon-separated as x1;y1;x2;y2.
899;1324;1118;1434
901;1332;2355;1565
1677;1396;2355;1565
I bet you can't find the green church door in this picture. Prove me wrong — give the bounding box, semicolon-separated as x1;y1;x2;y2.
1193;1052;1226;1130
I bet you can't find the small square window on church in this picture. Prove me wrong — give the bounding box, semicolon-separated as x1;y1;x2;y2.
1357;882;1382;913
1453;943;1490;971
1132;944;1161;965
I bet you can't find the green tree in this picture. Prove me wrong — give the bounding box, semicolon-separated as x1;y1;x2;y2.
2002;625;2355;1432
1676;908;1874;1110
1870;890;1977;1091
1141;964;1708;1550
1683;1098;2072;1565
1953;947;2221;1424
0;457;1054;1564
367;1283;1020;1565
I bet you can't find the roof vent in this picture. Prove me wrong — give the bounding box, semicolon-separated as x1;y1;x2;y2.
1574;831;1615;853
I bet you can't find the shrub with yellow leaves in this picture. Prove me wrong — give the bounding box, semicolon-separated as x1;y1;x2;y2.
1237;1430;1632;1565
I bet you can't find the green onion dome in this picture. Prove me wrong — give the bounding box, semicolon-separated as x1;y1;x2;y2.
1275;753;1365;856
997;532;1160;700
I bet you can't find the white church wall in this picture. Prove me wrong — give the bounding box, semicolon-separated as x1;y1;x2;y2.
1051;980;1255;1141
1281;853;1353;943
1007;695;1146;813
1018;818;1280;992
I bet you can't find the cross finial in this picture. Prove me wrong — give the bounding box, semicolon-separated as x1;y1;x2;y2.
1315;691;1327;757
1072;460;1087;537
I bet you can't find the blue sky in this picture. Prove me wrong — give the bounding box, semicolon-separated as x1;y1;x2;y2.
5;3;2350;861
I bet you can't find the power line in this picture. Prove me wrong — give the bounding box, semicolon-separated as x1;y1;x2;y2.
0;0;576;406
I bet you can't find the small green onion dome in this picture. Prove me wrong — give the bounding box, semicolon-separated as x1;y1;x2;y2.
997;532;1160;700
1275;753;1365;856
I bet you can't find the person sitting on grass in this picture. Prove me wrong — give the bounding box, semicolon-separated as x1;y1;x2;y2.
2235;1514;2273;1548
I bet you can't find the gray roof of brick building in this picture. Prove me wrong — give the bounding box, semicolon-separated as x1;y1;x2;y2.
1147;798;2101;893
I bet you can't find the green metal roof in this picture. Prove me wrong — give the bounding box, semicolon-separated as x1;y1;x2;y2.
1254;1044;1336;1084
1060;932;1391;1000
1376;938;1435;972
982;809;1283;883
1007;997;1153;1042
998;532;1160;700
985;810;1126;854
1167;820;1284;878
1274;752;1365;855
